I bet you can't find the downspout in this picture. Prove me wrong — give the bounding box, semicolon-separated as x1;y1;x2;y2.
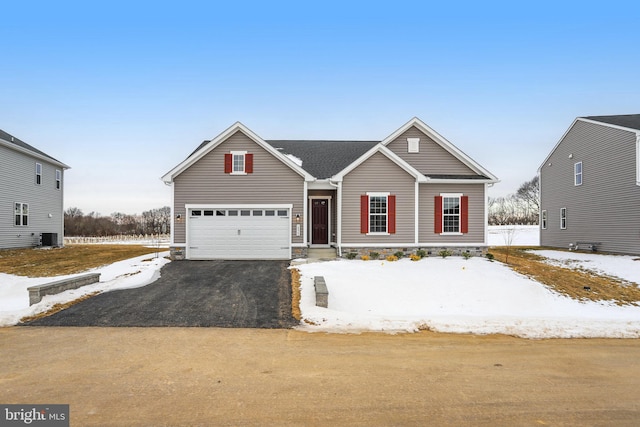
414;180;419;246
328;179;342;256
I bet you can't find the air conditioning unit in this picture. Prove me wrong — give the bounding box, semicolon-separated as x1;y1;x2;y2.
41;233;58;247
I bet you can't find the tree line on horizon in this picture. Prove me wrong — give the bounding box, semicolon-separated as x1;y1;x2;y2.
64;206;170;237
489;176;539;225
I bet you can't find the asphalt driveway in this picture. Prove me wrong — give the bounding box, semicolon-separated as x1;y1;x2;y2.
23;260;296;328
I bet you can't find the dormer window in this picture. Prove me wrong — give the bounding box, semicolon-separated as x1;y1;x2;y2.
407;137;420;153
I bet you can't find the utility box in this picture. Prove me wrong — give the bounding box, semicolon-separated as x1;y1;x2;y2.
41;233;58;247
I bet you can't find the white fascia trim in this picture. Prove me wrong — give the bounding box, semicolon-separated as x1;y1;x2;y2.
424;179;495;184
578;117;640;134
381;117;498;182
185;203;293;210
332;144;428;183
308;179;335;189
636;133;640;186
161;122;314;183
0;139;71;169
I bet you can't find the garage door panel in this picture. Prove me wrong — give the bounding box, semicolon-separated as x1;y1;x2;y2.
187;209;290;260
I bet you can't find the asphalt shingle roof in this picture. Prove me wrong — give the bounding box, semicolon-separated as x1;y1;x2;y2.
0;129;65;165
584;114;640;131
266;140;378;179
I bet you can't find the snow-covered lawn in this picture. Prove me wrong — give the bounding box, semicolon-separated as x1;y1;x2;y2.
488;224;539;246
0;252;170;326
295;251;640;338
2;227;639;339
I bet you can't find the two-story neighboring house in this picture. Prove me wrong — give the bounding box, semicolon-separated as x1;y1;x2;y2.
539;114;640;254
162;118;498;260
0;129;70;249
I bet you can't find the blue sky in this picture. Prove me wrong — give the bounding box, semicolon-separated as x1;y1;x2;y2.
2;1;638;215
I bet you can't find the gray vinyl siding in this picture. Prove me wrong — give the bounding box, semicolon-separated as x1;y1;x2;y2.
0;144;65;248
387;126;476;175
419;183;486;244
173;130;305;244
540;120;640;254
341;152;415;244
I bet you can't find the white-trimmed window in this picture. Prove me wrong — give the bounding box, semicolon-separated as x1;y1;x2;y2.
35;163;42;185
560;207;567;230
224;151;253;174
574;161;582;186
56;170;62;190
232;151;246;174
541;210;547;229
368;193;388;234
442;194;461;233
407;137;420;153
15;202;28;226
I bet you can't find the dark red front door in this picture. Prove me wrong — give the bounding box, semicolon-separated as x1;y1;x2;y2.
312;199;329;244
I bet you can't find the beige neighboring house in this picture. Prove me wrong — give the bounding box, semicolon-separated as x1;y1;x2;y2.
161;118;499;260
1;129;69;249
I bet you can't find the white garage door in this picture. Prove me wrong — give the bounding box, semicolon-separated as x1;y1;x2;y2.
187;207;291;260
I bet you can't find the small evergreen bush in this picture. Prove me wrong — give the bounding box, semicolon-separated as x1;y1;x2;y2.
438;249;452;258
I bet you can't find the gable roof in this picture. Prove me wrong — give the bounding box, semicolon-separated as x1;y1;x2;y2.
0;129;69;168
266;140;378;179
332;143;429;183
162;122;314;183
380;117;498;182
164;118;498;184
583;114;640;131
539;114;640;172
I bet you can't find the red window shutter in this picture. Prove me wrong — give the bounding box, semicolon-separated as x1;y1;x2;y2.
388;195;396;234
245;153;253;173
360;195;369;234
434;196;443;234
224;153;232;173
461;195;469;234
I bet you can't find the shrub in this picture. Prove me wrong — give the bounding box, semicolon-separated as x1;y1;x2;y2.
393;251;405;259
438;249;452;258
361;255;371;261
385;255;399;262
485;253;495;261
369;251;380;260
345;252;357;260
409;254;421;261
416;249;427;258
462;251;472;260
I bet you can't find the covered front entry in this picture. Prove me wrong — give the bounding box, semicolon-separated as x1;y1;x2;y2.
310;198;330;245
186;206;291;260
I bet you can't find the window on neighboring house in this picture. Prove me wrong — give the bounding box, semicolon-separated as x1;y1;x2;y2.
224;151;253;174
574;161;582;186
407;137;420;153
434;194;468;234
55;170;61;190
541;210;547;229
35;163;42;185
360;193;396;234
560;207;567;229
15;202;28;226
